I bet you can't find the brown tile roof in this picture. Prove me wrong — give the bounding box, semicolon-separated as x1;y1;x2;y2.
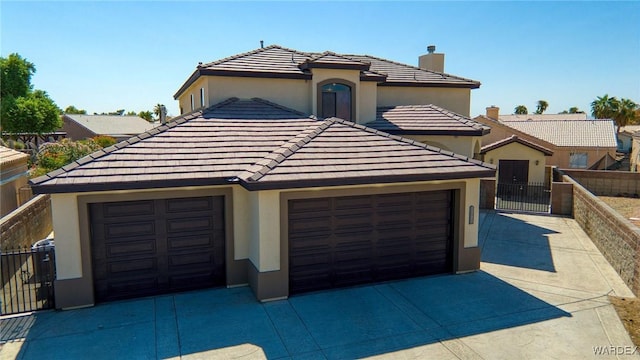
366;104;490;136
174;45;479;98
480;135;553;156
31;98;494;193
0;146;29;167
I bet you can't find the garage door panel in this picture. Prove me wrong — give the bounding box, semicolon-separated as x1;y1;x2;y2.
289;190;453;294
102;200;155;218
289;198;331;213
104;221;156;238
90;196;225;302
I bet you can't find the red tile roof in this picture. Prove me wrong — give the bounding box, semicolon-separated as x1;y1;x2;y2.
31;98;494;193
174;45;480;98
367;104;490;136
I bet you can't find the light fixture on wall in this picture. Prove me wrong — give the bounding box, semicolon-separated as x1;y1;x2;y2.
489;158;493;164
535;160;540;166
469;205;475;224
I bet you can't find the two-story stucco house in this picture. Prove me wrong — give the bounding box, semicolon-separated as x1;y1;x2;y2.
30;45;494;309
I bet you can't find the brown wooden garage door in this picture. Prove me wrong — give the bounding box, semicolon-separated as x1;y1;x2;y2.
289;190;453;294
89;196;225;302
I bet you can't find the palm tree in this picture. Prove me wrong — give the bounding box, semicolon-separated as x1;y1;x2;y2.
591;94;616;119
153;104;163;120
568;107;581;114
615;98;639;129
534;100;548;114
514;105;528;114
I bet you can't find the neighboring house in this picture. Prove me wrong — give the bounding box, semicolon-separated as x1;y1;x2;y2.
30;45;495;309
499;113;588;121
475;107;617;170
0;146;30;217
631;131;640;172
480;135;553;185
618;125;640;153
62;114;157;142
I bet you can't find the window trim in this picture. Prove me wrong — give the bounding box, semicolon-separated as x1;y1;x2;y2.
569;152;588;169
316;78;356;121
190;94;195;111
200;87;205;108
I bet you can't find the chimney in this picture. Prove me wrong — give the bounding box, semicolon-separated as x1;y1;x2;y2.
260;40;264;48
486;106;499;120
418;44;445;73
160;105;167;125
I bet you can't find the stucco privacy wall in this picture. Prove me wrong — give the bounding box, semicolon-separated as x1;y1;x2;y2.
565;174;640;296
51;193;82;279
483;142;547;183
376;87;471;117
0;194;52;251
410;135;481;159
560;169;640;196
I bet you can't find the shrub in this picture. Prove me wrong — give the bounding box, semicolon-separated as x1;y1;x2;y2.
92;135;117;148
33;138;101;175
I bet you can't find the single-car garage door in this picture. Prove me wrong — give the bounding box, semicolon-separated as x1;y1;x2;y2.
289;190;453;294
90;196;225;302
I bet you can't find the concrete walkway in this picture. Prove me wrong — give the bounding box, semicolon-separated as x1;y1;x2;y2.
1;211;637;359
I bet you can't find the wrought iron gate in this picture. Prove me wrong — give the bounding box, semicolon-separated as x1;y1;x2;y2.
495;182;551;213
1;246;56;315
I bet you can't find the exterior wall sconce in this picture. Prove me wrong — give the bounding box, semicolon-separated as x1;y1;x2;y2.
469;205;475;224
535;160;540;166
489;158;493;164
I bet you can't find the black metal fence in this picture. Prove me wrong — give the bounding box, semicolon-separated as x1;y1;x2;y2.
496;182;551;213
1;247;56;315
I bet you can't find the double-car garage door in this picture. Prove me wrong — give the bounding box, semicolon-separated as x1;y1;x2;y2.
289;190;454;294
89;196;225;302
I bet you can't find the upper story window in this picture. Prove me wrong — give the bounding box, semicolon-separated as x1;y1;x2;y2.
569;152;588;168
319;81;353;121
200;88;205;108
190;94;195;111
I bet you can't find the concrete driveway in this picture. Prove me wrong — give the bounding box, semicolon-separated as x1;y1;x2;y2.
1;211;637;359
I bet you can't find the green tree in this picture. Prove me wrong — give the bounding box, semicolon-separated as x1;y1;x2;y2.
534;100;548;114
138;110;153;121
3;90;61;133
514;105;528;114
125;110;137;116
33;138;102;177
591;94;616;119
0;53;61;134
0;53;35;98
64;105;87;114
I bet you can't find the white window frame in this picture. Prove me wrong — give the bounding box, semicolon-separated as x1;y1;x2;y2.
569;152;588;168
190;94;195;111
200;88;205;108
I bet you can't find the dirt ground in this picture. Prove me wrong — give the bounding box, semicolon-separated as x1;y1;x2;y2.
598;196;640;227
610;296;640;347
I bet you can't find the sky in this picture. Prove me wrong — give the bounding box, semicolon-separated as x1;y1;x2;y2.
2;1;639;118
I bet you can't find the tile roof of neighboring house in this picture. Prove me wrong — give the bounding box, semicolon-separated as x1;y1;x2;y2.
500;119;617;148
367;104;490;136
174;45;480;98
499;113;588;121
480;135;553;156
31;98;494;193
619;125;640;136
63;114;158;138
0;146;29;167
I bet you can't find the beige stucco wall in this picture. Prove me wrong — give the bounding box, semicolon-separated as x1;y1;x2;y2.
464;178;480;248
631;137;640;172
178;77;208;114
377;87;471;117
483;142;547;183
51;193;83;279
0;160;29;217
359;81;378;124
207;77;311;115
408;135;481;158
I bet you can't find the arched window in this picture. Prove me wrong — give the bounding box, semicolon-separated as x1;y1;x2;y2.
320;82;352;121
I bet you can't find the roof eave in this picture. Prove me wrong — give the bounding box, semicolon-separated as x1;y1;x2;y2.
369;128;488;136
30;177;234;195
378;81;481;89
240;169;496;191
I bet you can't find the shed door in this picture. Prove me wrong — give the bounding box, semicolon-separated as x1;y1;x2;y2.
498;160;529;184
288;190;453;294
90;196;225;302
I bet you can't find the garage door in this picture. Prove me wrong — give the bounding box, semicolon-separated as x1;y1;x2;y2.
90;196;225;302
289;190;453;294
